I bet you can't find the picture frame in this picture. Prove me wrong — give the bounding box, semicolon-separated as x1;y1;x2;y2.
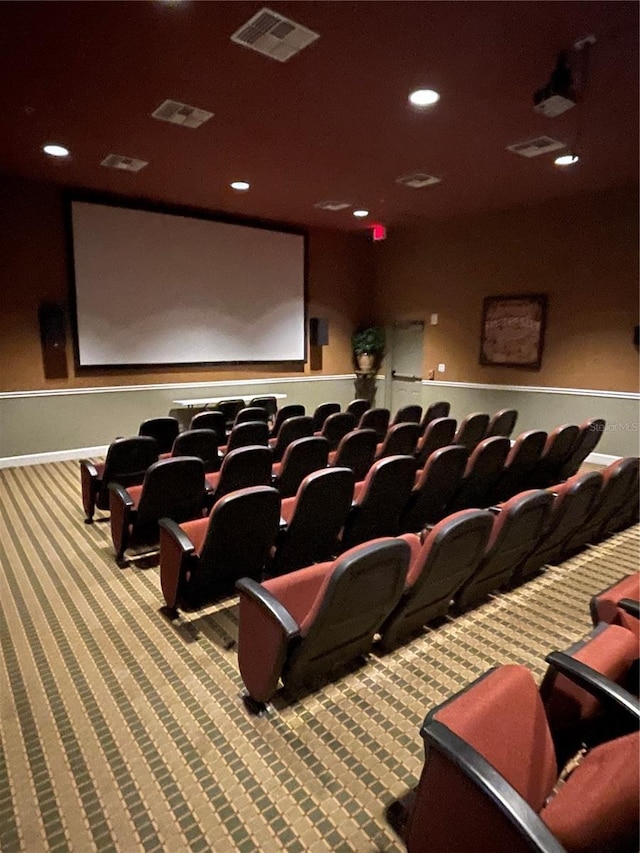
479;294;547;369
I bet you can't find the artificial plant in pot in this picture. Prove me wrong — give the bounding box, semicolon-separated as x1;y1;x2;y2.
352;326;386;373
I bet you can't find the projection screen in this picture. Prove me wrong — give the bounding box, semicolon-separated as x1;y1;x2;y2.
70;200;306;366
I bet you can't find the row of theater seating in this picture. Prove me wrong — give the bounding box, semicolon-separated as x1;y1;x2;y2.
80;405;604;529
387;572;639;853
231;465;639;705
96;414;620;573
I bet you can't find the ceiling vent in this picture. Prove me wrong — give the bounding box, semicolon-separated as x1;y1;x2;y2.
506;136;565;158
395;172;441;189
231;8;320;62
100;154;148;172
314;200;351;212
151;99;214;129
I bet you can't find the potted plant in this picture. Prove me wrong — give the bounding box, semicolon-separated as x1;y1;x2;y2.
352;326;386;373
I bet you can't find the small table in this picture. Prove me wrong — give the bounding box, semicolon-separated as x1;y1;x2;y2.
173;393;287;408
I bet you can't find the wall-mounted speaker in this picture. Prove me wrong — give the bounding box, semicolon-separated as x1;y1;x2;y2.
309;317;329;347
634;325;639;347
39;303;67;350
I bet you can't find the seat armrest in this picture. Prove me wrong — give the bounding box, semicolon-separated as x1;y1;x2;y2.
80;459;99;479
488;505;503;514
413;721;566;853
545;651;640;723
159;517;197;609
236;578;300;705
619;599;640;619
108;483;134;562
80;459;100;521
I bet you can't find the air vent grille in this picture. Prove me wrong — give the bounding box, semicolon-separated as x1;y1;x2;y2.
100;154;148;172
506;136;565;158
314;200;351;212
231;8;319;62
395;172;441;189
151;99;214;128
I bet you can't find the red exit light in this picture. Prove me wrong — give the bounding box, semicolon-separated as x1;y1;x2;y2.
372;223;387;241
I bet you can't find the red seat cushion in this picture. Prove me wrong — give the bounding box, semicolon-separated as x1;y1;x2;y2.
127;485;143;509
263;561;333;629
542;731;640;852
205;472;220;491
280;496;296;524
179;518;209;556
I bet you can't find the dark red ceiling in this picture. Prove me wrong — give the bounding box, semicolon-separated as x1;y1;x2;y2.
1;1;637;230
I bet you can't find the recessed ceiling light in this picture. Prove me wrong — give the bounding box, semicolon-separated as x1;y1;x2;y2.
408;88;440;108
230;181;250;191
554;153;580;166
43;143;69;158
353;209;369;218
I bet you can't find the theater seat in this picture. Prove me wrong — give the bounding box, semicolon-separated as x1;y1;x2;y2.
454;489;555;611
341;455;416;550
400;445;468;533
269;404;306;438
397;664;639;853
205;446;273;508
271;436;329;498
268;415;314;462
378;509;494;651
233;406;270;427
590;572;640;639
447;436;511;512
346;398;370;420
358;407;390;442
269;467;354;577
392;404;423;425
540;622;640;767
558;418;606;480
109;457;207;564
315;411;356;450
311;402;341;432
220;420;269;454
578;457;639;546
491;429;547;503
80;435;158;523
328;428;377;481
236;538;410;707
374;422;421;460
414;417;457;469
452;412;490;452
161;428;220;473
159;485;281;610
189;410;227;444
138;416;180;454
418;401;451;436
485;408;518;438
529;424;580;489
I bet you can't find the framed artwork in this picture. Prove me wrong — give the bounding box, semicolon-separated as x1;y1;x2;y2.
479;294;547;369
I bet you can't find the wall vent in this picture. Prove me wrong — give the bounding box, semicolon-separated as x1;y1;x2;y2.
506;136;565;158
100;154;148;172
395;172;441;189
151;99;214;128
231;8;319;62
314;200;351;212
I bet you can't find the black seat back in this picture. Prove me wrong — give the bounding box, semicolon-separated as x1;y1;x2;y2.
399;445;469;532
225;421;270;453
341;456;416;549
358;407;390;441
346;399;371;420
332;428;378;481
99;436;159;506
393;404;423;425
135;457;205;544
312;402;341;432
320;412;357;450
191;486;281;602
171;429;220;473
139;416;180;454
211;446;274;504
493;430;547;502
216;399;245;429
249;396;278;418
415;417;457;468
271;415;314;462
275;436;330;498
270;467;355;576
530;424;580;488
377;422;421;458
448;436;511;511
559;418;606;480
234;406;269;426
453;412;490;452
419;401;451;435
271;404;306;437
485;409;518;438
283;539;410;691
189;410;227;444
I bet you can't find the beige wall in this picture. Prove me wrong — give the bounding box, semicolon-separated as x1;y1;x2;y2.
373;185;639;393
0;175;371;392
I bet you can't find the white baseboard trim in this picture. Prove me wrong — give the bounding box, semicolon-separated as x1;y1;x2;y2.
586;451;621;466
0;445;108;470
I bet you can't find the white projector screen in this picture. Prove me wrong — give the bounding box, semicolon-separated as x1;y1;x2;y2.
70;200;306;366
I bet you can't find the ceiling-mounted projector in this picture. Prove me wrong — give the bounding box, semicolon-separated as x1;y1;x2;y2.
534;52;576;117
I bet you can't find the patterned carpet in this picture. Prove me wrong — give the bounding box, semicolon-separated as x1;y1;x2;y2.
0;459;638;853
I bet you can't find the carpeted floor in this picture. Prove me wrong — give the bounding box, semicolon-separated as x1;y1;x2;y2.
0;459;638;852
